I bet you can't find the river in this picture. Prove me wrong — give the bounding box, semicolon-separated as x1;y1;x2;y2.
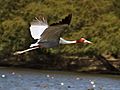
0;67;119;90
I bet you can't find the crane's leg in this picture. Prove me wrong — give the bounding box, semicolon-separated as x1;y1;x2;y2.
30;39;40;48
13;46;39;55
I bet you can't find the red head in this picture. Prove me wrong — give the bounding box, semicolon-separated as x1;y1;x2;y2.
76;38;92;44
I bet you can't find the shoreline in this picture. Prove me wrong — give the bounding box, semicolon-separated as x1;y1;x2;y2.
0;65;120;75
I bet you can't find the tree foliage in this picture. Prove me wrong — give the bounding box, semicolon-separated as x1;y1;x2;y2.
0;0;120;64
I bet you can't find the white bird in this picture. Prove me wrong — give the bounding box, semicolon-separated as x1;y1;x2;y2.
14;14;92;55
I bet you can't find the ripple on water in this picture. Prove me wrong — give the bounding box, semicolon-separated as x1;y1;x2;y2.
0;68;119;90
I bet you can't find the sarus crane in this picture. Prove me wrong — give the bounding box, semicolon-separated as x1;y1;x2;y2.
14;14;92;55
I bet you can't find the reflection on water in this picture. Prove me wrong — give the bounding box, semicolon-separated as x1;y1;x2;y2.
0;67;120;90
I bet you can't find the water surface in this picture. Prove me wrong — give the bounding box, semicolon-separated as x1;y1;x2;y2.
0;67;119;90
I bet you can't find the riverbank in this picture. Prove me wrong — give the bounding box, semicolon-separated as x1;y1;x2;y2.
0;54;120;75
0;65;120;75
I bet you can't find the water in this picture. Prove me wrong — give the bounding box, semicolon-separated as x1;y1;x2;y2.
0;67;119;90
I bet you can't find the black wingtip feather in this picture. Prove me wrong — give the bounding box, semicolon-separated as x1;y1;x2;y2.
50;14;72;26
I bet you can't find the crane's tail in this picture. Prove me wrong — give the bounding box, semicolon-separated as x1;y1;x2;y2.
13;47;39;55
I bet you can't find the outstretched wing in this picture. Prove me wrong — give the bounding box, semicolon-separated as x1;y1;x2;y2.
40;25;67;42
30;17;48;39
40;14;72;40
39;14;72;47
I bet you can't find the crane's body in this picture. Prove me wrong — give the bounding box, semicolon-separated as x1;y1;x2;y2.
14;14;92;55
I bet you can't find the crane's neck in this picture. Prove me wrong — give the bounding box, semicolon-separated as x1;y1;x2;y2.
59;38;77;44
59;37;92;45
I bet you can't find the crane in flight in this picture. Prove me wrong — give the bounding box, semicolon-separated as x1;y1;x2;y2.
14;14;92;55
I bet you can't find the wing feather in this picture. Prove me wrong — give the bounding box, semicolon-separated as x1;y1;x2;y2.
40;14;72;42
30;17;48;39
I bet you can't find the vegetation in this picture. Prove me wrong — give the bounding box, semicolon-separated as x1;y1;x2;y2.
0;0;120;72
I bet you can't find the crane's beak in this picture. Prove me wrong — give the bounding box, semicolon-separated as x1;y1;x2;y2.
84;39;92;44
